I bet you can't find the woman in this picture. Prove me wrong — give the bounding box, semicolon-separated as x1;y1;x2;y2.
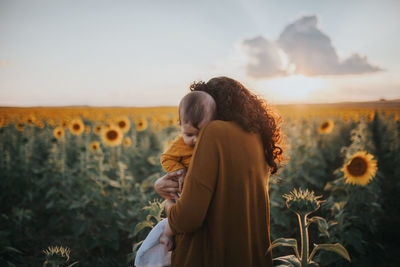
155;76;283;267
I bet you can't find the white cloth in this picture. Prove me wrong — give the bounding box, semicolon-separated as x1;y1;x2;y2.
135;218;171;267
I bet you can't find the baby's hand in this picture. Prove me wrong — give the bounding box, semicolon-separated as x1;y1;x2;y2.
160;232;174;251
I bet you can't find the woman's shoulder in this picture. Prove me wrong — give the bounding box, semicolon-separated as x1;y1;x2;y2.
200;120;242;138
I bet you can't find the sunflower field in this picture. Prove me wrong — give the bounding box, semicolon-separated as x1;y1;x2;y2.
0;103;399;266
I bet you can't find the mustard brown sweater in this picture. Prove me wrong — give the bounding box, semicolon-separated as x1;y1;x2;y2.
160;135;194;173
167;120;273;267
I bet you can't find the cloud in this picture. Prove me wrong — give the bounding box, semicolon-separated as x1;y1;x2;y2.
243;15;383;78
242;36;287;78
0;60;6;67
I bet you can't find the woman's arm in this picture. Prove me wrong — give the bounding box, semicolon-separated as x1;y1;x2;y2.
167;122;220;234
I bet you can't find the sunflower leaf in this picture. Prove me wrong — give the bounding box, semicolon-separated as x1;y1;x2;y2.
132;221;154;237
308;243;351;262
266;238;300;259
273;255;301;267
307;216;330;237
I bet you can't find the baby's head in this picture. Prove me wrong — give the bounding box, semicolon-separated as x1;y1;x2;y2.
178;91;217;147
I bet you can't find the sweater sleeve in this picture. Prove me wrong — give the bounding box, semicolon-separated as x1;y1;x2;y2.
167;122;220;234
160;136;188;173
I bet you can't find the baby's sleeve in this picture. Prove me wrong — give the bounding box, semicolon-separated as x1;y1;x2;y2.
160;136;187;173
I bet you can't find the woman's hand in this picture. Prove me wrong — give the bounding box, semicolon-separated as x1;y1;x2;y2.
154;169;185;199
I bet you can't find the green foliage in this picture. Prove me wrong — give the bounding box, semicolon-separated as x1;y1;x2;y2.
0;120;179;266
268;188;350;267
1;111;399;266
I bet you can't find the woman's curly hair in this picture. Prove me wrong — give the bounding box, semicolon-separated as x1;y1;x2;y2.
190;76;283;174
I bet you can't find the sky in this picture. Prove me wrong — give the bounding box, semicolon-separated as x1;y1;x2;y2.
0;0;399;107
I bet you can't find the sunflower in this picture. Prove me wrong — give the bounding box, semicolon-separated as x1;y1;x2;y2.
25;115;36;125
318;119;334;134
115;116;131;133
43;245;70;265
89;141;101;152
136;118;148;132
15;121;25;132
35;120;45;128
341;151;378;186
53;127;65;139
84;125;91;134
94;123;103;135
61;119;69;129
69;118;85;136
0;117;5;128
47;118;57;127
367;112;375;122
123;137;132;147
101;126;123;147
283;188;323;216
168;116;177;126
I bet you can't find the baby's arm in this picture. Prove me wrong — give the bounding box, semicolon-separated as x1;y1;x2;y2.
160;154;186;173
160;136;191;173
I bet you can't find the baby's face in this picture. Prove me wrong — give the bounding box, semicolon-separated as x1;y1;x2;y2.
181;119;210;147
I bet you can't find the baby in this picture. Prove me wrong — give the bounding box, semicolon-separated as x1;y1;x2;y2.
159;91;217;251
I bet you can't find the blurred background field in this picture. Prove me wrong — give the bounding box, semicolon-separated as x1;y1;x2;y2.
1;101;400;266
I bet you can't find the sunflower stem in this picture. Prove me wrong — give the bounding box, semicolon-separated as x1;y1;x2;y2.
298;213;309;266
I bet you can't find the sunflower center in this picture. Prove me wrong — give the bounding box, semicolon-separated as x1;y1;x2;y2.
347;157;367;177
139;122;143;126
57;131;62;135
107;130;118;140
321;122;329;129
73;124;80;130
119;121;126;128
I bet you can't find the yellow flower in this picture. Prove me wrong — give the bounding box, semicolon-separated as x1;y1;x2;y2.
168;116;177;126
43;245;70;264
283;188;324;216
123;137;132;147
318;120;334;134
84;125;91;134
53;127;65;139
367;112;375;122
35;120;45;128
115;116;131;133
94;123;103;135
69;118;85;136
341;151;378;186
15;121;25;132
25;115;36;125
61;119;69;129
0;117;5;128
47;118;57;127
136;118;148;132
101;126;123;147
89;141;101;152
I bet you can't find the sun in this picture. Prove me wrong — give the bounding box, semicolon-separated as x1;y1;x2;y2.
263;75;324;103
